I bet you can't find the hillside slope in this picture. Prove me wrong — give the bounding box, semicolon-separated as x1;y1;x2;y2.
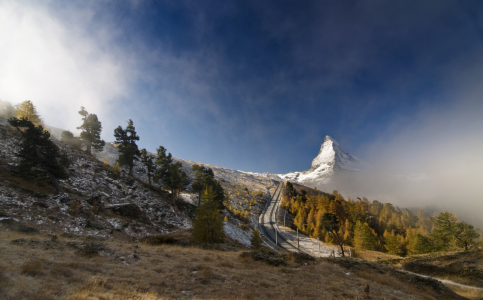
0;118;277;245
0;120;192;240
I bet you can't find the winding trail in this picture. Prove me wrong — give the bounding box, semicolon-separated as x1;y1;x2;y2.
402;270;483;291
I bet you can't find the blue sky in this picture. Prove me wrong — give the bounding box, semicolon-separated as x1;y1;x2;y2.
1;0;483;175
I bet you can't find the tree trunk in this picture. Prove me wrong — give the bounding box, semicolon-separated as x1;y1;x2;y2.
171;189;175;206
129;164;133;177
339;243;345;257
86;142;92;155
334;232;345;257
46;170;64;195
147;173;151;186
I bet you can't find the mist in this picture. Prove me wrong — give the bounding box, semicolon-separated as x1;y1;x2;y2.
0;1;130;137
319;81;483;227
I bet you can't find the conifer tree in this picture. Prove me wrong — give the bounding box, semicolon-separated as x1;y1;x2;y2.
140;148;156;186
455;222;480;251
250;227;263;249
77;107;105;155
384;230;403;255
16;100;42;125
192;164;219;205
307;209;316;235
343;219;353;245
321;212;346;256
154;146;189;205
353;221;376;250
294;209;307;232
113;119;140;176
192;188;225;243
8;118;69;194
432;212;480;251
155;145;172;177
407;230;433;255
205;177;225;209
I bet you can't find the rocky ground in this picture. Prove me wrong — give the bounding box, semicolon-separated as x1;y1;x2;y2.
0;121;192;241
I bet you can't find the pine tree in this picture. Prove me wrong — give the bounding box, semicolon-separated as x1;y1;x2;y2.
353;221;376;251
113;119;140;176
294;209;306;231
307;209;316;234
205;177;225;209
407;230;433;255
251;227;263;249
192;188;225;244
343;219;353;245
321;212;346;256
140;148;156;186
154;146;189;205
16;100;42;125
8;118;69;194
432;212;480;251
455;222;480;251
191;164;225;207
384;230;403;255
77;107;105;155
155;145;172;179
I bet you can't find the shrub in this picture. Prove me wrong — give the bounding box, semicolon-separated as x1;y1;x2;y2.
240;250;287;266
21;259;44;277
142;235;177;245
250;228;263;250
78;242;107;257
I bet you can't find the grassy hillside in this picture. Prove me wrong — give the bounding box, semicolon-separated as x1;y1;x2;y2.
381;250;483;299
0;229;466;300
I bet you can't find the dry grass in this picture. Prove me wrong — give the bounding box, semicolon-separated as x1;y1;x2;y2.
0;229;467;300
448;284;483;300
21;259;45;277
352;247;400;261
0;168;58;196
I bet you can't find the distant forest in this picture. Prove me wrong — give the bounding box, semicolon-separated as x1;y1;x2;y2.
282;182;481;256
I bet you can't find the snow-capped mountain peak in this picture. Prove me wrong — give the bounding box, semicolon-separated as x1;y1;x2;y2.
310;136;359;171
278;135;364;186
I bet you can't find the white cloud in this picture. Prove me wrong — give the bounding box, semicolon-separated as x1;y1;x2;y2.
0;1;129;133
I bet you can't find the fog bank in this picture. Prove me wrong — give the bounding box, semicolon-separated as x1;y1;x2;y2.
320;87;483;227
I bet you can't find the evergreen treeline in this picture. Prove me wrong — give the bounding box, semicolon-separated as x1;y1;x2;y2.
282;182;480;256
2;100;198;207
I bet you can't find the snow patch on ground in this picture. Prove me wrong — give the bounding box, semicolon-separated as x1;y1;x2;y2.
180;193;196;205
224;222;252;247
0;117;8;126
277;225;340;257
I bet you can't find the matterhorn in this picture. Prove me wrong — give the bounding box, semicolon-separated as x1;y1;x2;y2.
278;136;364;186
